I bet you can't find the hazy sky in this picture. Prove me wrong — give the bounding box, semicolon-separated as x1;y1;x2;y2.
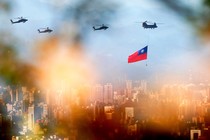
5;0;210;85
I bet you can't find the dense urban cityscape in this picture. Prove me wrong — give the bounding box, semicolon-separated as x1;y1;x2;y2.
0;79;210;140
1;0;210;140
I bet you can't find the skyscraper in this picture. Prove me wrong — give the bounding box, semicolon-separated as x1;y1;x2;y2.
28;106;34;131
104;83;113;103
126;80;132;98
93;84;103;102
22;87;29;113
141;80;147;94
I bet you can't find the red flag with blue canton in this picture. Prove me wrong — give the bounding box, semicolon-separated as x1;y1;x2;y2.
128;46;148;63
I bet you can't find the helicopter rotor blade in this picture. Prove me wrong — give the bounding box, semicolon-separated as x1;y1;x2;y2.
94;23;109;26
146;21;164;24
39;27;51;29
146;21;154;24
15;17;27;19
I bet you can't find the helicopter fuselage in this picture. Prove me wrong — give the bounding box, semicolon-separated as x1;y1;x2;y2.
38;29;53;33
142;22;157;29
93;26;109;31
10;19;28;24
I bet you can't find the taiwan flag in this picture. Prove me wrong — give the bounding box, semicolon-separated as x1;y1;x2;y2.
128;46;148;63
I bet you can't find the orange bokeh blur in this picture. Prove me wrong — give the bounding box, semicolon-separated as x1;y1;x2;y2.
34;36;97;91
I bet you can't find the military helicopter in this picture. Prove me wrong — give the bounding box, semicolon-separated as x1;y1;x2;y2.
10;17;28;24
93;24;109;31
38;27;53;33
141;21;164;29
142;21;158;29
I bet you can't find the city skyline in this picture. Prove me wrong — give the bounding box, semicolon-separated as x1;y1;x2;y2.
1;78;210;139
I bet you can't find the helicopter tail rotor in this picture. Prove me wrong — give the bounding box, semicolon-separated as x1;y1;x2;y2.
10;20;14;24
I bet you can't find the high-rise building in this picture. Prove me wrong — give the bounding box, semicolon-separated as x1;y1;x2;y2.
29;90;34;105
22;87;29;113
104;83;113;103
43;104;48;118
28;106;34;131
126;80;132;98
141;80;147;93
8;86;21;103
16;86;23;102
92;84;103;102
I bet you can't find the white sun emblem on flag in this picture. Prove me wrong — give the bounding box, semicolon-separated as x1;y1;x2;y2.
141;49;144;53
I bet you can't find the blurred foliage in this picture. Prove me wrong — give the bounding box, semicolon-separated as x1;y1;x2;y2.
64;0;118;37
0;1;39;87
0;0;11;12
159;0;210;39
0;42;18;85
67;0;117;23
0;42;39;87
204;0;210;7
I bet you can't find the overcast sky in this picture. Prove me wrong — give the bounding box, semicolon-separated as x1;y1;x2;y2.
5;0;210;85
